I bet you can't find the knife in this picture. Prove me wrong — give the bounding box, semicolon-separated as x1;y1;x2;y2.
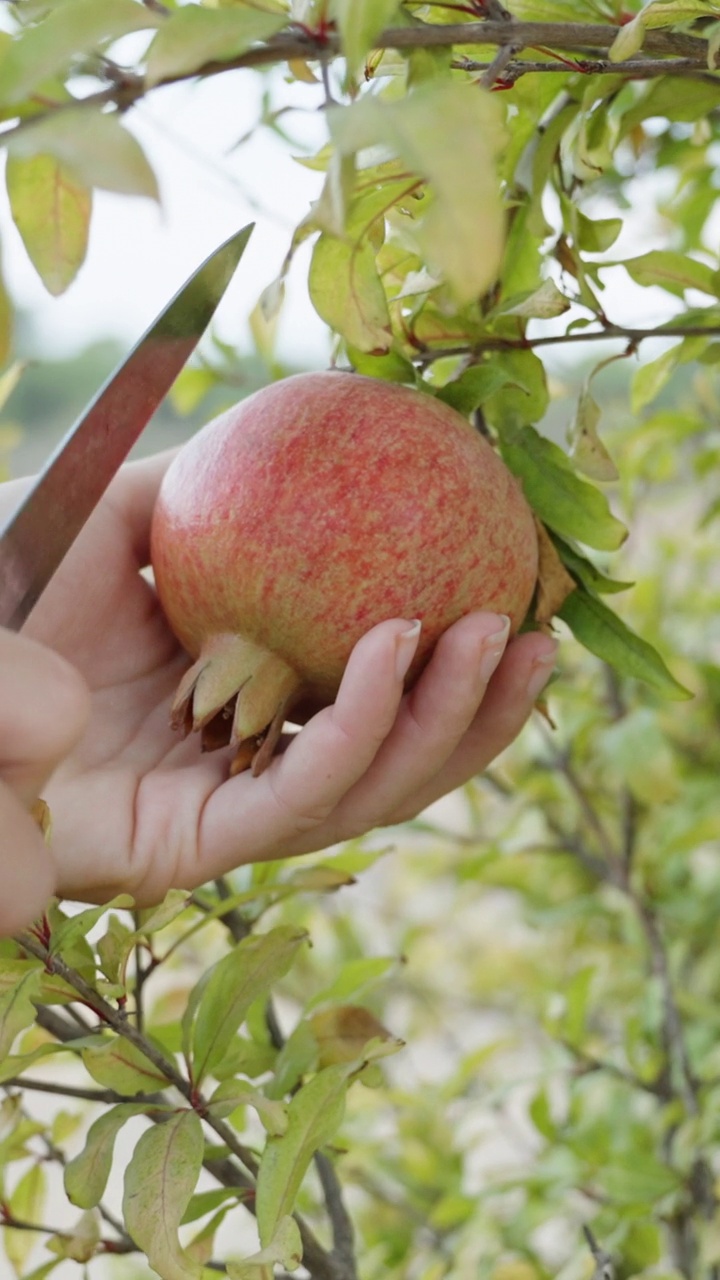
0;222;254;632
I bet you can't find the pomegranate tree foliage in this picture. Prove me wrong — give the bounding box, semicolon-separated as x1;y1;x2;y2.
2;1;720;1278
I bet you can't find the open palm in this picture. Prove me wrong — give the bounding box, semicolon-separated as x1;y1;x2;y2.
3;452;556;921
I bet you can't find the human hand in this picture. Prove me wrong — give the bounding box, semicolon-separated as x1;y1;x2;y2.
1;453;556;931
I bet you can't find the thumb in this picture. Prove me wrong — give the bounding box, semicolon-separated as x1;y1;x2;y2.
0;629;90;934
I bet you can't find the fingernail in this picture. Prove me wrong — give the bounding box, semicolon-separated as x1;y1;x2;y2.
478;615;511;684
396;620;422;680
526;643;558;700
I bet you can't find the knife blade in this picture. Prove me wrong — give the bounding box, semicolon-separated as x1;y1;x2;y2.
0;222;254;632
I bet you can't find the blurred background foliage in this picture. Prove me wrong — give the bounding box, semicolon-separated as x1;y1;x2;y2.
2;2;720;1278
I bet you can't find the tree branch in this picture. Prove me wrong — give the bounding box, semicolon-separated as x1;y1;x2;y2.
16;931;347;1280
0;20;711;144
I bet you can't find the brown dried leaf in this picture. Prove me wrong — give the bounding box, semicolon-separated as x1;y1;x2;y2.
309;1005;399;1068
534;519;576;623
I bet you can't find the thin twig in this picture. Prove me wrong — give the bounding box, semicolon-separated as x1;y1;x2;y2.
315;1152;358;1280
2;1077;159;1104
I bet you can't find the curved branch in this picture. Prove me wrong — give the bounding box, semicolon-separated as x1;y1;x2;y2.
0;19;711;143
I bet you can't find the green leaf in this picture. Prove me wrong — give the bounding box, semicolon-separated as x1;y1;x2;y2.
48;896;133;954
620;76;720;133
568;385;619;482
64;1104;149;1210
499;425;627;551
553;537;633;596
123;1110;205;1280
135;889;192;936
208;1081;288;1136
640;0;720;26
482;348;549;426
145;4;287;86
331;0;399;79
227;1216;303;1280
346;345;416;383
0;1042;70;1086
633;335;707;414
5;1162;46;1274
623;251;719;298
609;11;646;61
631;345;681;414
500;278;571;320
0;0;162;104
330;82;507;303
0;969;41;1062
558;588;692;700
81;1034;170;1095
436;363;511;415
7;151;91;295
256;1064;353;1245
181;1188;246;1227
309;233;392;353
191;926;307;1084
6;110;159;200
575;211;623;253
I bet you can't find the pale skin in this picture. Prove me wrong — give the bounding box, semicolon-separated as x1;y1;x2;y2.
0;451;558;936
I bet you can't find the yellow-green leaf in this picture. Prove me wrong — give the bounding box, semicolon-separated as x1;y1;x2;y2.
6;110;158;200
309;232;392;352
0;969;41;1062
190;926;308;1084
145;5;287;86
609;12;646;61
0;0;162;104
256;1064;352;1245
330;0;399;79
6;153;91;296
330;82;507;303
5;1162;46;1274
623;250;719;297
81;1035;169;1095
64;1104;150;1210
123;1110;204;1280
568;386;619;482
227;1217;303;1280
0;248;12;368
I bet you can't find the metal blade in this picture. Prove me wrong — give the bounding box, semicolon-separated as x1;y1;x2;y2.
0;223;254;631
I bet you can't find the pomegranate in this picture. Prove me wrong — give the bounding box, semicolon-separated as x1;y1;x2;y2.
150;371;539;774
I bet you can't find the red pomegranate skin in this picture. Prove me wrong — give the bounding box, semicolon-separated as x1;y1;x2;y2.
150;372;538;759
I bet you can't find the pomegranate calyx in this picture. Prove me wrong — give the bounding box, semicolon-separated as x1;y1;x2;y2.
170;633;302;775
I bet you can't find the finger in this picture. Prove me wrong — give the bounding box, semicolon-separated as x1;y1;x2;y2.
0;629;91;806
324;611;512;830
277;610;513;844
107;449;179;566
386;631;557;823
192;618;422;879
0;786;57;935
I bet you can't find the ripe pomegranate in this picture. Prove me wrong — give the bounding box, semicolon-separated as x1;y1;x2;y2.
150;371;539;774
